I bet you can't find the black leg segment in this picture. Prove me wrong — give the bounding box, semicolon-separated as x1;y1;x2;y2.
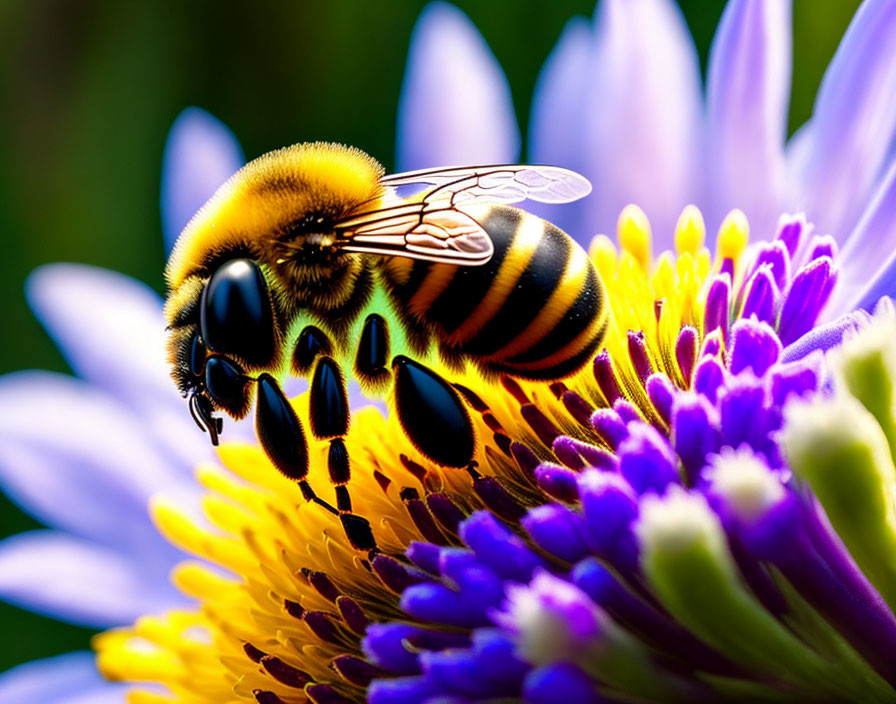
309;357;350;439
292;326;332;376
392;356;475;468
204;355;251;418
355;314;390;386
255;373;309;482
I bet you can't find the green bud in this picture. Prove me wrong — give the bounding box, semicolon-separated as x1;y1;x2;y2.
830;309;896;464
637;488;846;699
782;392;896;613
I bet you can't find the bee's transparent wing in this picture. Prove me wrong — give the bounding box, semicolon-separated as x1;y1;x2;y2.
380;164;592;206
336;204;493;266
334;165;589;266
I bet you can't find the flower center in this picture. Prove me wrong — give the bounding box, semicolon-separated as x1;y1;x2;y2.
95;205;840;703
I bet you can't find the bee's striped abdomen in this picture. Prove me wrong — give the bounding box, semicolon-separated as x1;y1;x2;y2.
383;204;607;380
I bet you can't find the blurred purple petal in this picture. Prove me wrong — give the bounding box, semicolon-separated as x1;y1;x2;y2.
706;0;790;242
0;651;126;703
528;17;593;244
28;264;170;403
0;371;193;557
396;2;520;170
0;531;184;628
794;0;896;240
584;0;703;249
835;160;896;315
26;263;212;460
784;121;813;205
161;107;244;254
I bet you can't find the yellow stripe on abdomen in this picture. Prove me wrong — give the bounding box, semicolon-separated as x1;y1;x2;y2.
442;213;544;346
489;242;590;360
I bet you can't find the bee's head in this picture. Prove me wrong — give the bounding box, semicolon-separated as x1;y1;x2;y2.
165;141;385;311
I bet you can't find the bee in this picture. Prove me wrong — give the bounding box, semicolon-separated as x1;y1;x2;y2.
164;142;606;549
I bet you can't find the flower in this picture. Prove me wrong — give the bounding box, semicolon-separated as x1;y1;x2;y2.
4;1;896;703
400;0;896;317
91;204;896;703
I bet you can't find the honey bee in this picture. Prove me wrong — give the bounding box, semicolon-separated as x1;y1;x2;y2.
164;142;606;549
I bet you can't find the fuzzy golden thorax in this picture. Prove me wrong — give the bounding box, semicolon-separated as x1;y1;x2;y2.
164;142;386;305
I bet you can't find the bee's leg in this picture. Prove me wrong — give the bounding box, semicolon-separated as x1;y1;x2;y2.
354;313;391;393
391;356;475;469
291;325;332;377
308;357;378;552
254;372;338;516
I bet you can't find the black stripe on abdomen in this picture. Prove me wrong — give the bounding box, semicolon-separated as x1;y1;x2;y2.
424;207;521;333
507;264;602;364
463;219;570;357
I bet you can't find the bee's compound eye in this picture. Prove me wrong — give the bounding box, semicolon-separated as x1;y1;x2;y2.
392;356;474;468
204;355;248;412
200;259;275;367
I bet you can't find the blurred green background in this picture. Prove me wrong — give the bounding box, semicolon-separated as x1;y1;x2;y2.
0;0;861;676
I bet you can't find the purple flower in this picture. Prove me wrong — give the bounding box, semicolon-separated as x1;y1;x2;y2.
399;0;896;317
5;1;896;702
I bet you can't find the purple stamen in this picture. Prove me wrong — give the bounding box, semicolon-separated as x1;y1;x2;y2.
778;257;836;345
671;394;721;485
806;234;838;263
522;403;561;445
617;423;680;495
572;440;618;472
775;213;809;259
561;390;594;426
426;493;465;534
460;511;546;582
749;240;791;293
373;554;431;594
693;356;726;403
704;274;731;345
781;310;870;363
553;435;586;470
510;442;540;480
591;408;629;450
728;318;782;377
535;462;581;503
675;326;698;386
718;375;768;453
472;475;526;522
522;504;590;562
613;398;642;425
627;330;653;384
740;266;779;327
577;471;640;575
336;596;369;636
646;372;676;425
407;542;442;576
593;350;622;404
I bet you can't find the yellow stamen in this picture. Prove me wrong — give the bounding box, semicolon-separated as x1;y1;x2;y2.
617;204;652;272
717;208;749;263
674;204;705;256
